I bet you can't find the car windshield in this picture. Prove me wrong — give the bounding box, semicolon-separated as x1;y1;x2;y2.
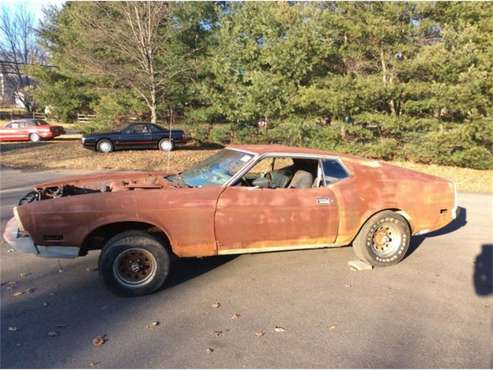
172;149;254;187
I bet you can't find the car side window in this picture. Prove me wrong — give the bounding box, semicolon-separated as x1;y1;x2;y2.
10;123;20;129
322;159;349;185
149;124;163;132
133;124;149;133
236;156;320;189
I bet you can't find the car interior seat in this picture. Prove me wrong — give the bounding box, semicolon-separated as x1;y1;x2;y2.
288;170;314;189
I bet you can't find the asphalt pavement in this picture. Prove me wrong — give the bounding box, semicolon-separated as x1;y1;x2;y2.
0;167;492;368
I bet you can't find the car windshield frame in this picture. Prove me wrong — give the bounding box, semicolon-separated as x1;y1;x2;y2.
176;149;255;188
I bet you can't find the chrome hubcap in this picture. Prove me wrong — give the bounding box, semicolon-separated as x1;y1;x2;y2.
160;141;172;151
113;248;157;287
99;142;111;152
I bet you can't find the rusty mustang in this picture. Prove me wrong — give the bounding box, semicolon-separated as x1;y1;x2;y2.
3;145;457;296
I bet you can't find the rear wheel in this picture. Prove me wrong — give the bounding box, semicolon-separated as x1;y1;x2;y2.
98;231;170;296
159;138;174;152
29;133;40;142
97;139;113;153
352;211;411;267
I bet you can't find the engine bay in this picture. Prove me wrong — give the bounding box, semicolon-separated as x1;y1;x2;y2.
18;175;173;205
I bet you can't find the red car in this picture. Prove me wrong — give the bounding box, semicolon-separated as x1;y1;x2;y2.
0;118;65;142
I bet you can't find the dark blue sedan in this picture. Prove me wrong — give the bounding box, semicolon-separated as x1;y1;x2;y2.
81;122;187;153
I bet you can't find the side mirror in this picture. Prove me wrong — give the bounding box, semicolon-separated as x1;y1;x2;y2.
252;177;270;189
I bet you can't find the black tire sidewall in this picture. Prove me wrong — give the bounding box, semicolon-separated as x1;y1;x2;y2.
99;234;170;297
355;212;410;267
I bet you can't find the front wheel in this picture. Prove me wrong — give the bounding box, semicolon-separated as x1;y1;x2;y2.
98;231;171;296
159;138;174;152
97;139;113;153
352;211;411;267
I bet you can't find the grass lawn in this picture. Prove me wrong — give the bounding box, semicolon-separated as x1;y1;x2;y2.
1;141;492;193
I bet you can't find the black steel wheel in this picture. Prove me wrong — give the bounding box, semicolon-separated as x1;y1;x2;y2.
98;231;170;296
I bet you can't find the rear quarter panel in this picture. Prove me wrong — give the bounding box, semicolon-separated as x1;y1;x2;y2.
333;159;455;245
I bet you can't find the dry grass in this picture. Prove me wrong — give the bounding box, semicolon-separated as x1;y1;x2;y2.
0;141;218;173
1;141;492;193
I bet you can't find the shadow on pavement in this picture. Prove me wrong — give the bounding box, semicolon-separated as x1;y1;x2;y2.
0;253;236;368
473;244;492;296
407;206;467;258
164;255;237;290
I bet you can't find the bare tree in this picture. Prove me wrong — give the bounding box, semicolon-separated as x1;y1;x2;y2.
69;2;189;123
0;5;44;111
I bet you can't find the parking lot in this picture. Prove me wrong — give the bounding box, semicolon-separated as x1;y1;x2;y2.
1;167;492;368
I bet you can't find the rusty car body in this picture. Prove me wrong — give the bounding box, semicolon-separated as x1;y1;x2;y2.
3;145;458;296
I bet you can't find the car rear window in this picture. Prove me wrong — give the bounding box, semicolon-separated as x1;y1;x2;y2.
322;159;349;185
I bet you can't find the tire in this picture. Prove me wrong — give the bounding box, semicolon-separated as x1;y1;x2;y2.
29;133;41;142
158;138;174;152
352;211;410;267
97;139;113;153
98;231;170;296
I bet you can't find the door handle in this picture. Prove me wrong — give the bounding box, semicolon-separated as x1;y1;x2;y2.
316;197;332;205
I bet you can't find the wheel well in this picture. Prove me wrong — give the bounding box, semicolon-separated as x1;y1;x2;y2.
80;221;171;256
97;138;112;144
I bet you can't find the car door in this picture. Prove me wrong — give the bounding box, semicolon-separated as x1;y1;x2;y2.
117;124;153;149
214;157;339;254
0;122;25;141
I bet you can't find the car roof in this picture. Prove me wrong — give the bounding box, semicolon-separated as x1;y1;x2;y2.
10;118;37;123
226;144;358;159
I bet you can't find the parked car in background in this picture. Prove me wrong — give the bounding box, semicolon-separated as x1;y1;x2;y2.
81;122;187;153
0;118;65;142
3;144;458;296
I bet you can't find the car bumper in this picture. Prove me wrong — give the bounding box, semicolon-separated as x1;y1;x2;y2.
3;217;79;258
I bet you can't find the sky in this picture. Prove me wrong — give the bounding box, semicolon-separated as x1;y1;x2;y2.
0;0;65;25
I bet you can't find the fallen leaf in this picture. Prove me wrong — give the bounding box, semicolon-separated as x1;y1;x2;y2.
211;302;221;309
8;326;17;331
274;326;286;333
231;313;240;320
255;330;265;337
206;347;214;353
47;331;59;337
328;325;336;331
92;336;106;347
